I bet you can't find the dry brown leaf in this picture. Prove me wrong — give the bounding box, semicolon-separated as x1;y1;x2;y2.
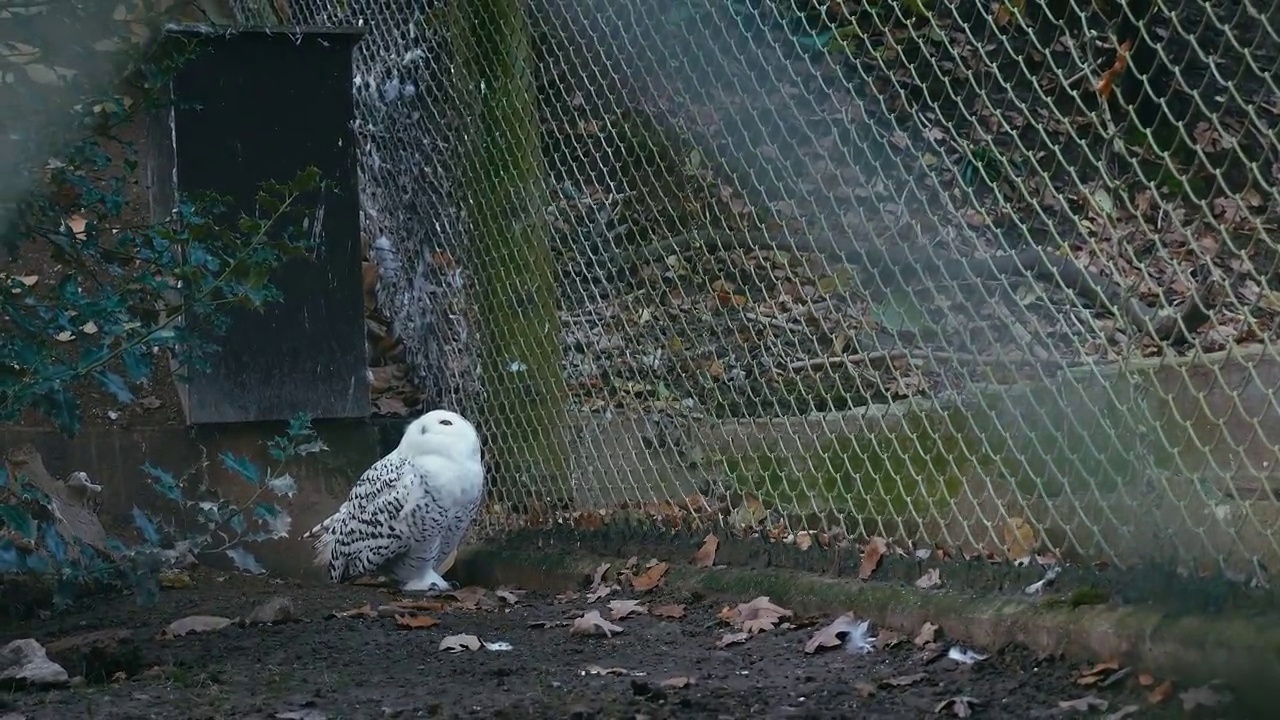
585;583;616;602
915;567;942;589
914;622;939;646
331;603;378;619
650;604;686;619
445;586;489;609
659;676;693;688
589;562;611;590
392;599;449;612
858;536;888;580
1077;660;1122;685
876;629;905;649
495;588;525;605
607;600;648;620
1003;517;1038;561
854;681;877;698
1059;696;1109;712
881;672;927;688
692;533;719;568
803;612;865;654
584;665;631;676
571;610;625;637
160;615;232;639
1096;39;1133;100
439;634;482;652
716;631;749;648
1136;673;1155;687
394;613;439;630
1179;684;1229;711
722;596;792;634
935;696;979;718
1147;680;1173;704
630;561;669;592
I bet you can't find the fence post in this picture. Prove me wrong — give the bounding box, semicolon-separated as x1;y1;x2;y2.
448;1;572;511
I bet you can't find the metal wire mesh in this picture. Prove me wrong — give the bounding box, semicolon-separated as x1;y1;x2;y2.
279;0;1280;581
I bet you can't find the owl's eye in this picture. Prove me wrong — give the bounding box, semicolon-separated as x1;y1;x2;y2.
439;419;454;426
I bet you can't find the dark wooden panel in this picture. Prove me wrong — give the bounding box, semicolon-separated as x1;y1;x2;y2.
149;26;369;425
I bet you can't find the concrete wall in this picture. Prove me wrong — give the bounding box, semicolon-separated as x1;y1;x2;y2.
6;346;1280;580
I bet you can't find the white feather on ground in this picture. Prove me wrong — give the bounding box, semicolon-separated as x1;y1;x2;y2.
300;409;485;592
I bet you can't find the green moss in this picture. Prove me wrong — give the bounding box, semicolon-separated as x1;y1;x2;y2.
719;406;979;529
1044;585;1112;609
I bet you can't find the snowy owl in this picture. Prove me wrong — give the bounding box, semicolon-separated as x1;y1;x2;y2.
301;409;486;592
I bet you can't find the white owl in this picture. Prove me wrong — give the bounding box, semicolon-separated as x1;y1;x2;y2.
301;409;486;592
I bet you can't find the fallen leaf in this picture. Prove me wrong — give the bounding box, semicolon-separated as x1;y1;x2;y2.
716;631;749;648
858;536;888;580
392;599;449;612
1059;696;1109;712
1077;660;1122;685
1147;680;1173;704
630;561;669;592
692;533;719;567
607;600;648;620
935;696;979;718
1096;39;1133;100
276;711;327;720
159;615;232;639
881;672;927;687
589;562;611;591
445;586;489;609
1003;517;1038;562
659;676;693;688
915;567;942;589
804;612;872;654
650;604;686;619
583;665;632;676
1137;673;1155;687
585;583;616;602
331;603;377;619
723;596;792;634
1179;684;1230;711
854;681;877;697
394;613;439;629
875;629;905;649
439;634;482;652
494;588;525;605
914;622;939;646
571;610;625;637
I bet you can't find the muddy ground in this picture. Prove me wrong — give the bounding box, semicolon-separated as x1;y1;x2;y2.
0;571;1211;719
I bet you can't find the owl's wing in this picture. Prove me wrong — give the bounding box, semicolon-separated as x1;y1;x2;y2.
304;452;420;583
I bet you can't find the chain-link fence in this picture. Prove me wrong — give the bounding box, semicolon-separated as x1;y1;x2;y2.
268;0;1278;584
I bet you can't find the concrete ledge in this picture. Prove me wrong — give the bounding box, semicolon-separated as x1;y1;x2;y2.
454;532;1280;717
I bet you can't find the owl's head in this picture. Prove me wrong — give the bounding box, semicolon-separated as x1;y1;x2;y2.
398;409;481;461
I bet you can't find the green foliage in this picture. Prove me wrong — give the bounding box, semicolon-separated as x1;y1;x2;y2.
0;36;327;437
0;414;327;610
0;20;331;613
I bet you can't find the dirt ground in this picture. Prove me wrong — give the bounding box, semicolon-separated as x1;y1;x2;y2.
0;570;1208;720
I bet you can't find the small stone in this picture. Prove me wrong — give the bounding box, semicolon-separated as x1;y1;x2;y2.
241;596;298;626
0;639;70;689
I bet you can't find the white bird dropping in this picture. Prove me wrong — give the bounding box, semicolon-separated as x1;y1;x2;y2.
301;410;486;592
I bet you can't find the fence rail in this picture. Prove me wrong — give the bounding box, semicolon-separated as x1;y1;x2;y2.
201;0;1280;580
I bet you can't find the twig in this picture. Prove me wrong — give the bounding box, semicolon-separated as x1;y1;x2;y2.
741;312;806;333
786;349;1068;373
